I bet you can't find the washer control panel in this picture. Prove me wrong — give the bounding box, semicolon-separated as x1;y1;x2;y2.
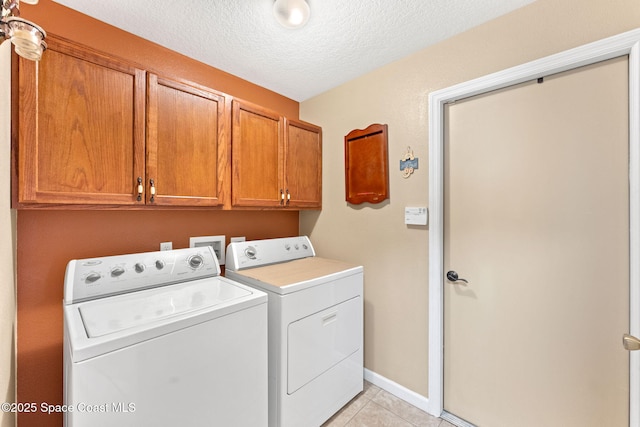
226;236;315;271
64;246;220;304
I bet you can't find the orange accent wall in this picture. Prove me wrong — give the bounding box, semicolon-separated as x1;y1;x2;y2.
14;2;300;426
17;210;298;425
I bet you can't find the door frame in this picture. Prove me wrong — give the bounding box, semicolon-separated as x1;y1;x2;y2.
428;28;640;425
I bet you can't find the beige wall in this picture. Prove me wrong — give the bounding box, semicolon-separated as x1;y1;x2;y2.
299;0;640;397
1;42;16;427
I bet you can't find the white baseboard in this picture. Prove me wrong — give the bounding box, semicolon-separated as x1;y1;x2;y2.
363;368;430;413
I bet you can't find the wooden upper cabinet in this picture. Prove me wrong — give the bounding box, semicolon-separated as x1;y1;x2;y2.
284;119;322;208
231;100;323;209
16;36;146;205
15;36;318;210
231;100;284;207
146;74;229;206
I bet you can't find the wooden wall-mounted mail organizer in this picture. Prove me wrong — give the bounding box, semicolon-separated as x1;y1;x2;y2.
344;123;389;204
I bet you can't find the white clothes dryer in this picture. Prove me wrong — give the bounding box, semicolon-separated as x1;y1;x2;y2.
63;246;268;427
225;236;364;427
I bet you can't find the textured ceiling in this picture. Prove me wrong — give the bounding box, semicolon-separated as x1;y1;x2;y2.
51;0;535;101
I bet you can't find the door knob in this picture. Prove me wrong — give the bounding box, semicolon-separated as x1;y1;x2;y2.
623;333;640;351
446;270;468;284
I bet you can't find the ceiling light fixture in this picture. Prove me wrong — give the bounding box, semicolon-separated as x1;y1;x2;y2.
0;0;46;61
273;0;310;29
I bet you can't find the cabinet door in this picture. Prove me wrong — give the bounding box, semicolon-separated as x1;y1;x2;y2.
231;100;284;207
284;119;322;208
16;36;146;205
146;74;229;206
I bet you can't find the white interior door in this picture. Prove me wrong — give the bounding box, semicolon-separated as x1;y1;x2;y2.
442;56;629;426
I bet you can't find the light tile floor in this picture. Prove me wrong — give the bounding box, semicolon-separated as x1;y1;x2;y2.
322;381;455;427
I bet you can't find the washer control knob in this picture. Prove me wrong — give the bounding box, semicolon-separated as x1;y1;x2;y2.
188;255;204;269
284;244;291;251
245;246;257;259
134;263;145;273
155;259;165;270
110;267;125;277
85;272;101;283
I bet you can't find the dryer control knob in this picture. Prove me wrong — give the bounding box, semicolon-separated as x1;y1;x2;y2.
134;263;145;273
155;260;165;270
244;246;257;259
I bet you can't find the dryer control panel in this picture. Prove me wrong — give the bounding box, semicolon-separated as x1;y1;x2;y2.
226;236;315;271
64;247;220;304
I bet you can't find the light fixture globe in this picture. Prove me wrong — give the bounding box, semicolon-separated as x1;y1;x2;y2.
273;0;310;29
5;16;46;60
0;0;46;61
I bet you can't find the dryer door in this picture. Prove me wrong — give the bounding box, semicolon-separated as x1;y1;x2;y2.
287;296;362;394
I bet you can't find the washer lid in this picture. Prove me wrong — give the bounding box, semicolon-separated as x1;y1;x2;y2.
79;278;251;337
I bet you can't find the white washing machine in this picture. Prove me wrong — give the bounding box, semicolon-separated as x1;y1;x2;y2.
63;246;268;427
225;236;364;427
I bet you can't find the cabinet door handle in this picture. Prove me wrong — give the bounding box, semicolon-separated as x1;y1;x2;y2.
136;177;143;202
286;189;291;206
149;179;156;203
280;189;284;205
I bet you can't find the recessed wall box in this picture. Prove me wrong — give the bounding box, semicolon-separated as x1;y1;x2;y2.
190;235;226;265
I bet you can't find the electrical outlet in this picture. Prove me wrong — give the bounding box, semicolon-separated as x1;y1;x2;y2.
160;242;172;251
230;236;246;243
